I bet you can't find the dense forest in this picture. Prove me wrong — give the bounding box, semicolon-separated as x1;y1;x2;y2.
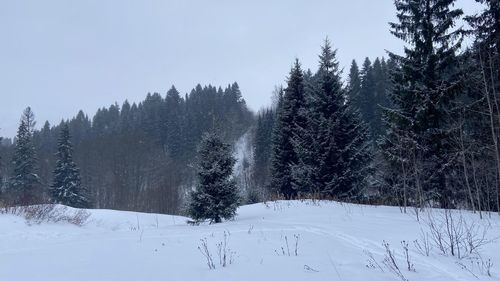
2;0;500;217
0;84;253;214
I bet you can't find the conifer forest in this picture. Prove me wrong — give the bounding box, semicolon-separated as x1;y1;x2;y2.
1;1;500;218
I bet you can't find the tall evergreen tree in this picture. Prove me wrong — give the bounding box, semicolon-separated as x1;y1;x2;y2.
270;59;307;198
253;108;276;190
188;133;239;223
370;58;390;138
50;124;88;208
10;107;40;205
294;39;371;198
141;93;165;143
164;86;184;160
347;60;362;104
34;121;55;189
383;0;463;207
359;58;376;132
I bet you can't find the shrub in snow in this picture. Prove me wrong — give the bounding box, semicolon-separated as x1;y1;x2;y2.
457;256;495;278
420;209;495;259
365;240;414;281
275;234;300;256
198;238;216;269
382;241;409;281
197;231;235;270
411;209;497;278
0;204;90;226
413;229;431;257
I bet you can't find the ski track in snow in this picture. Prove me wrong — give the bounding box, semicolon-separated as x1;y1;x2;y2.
0;201;498;281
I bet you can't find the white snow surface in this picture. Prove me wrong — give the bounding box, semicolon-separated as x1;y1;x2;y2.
0;201;499;281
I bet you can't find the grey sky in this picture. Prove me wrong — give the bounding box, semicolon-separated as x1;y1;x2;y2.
0;0;483;138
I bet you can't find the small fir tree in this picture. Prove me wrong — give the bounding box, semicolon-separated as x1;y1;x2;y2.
50;123;89;208
188;133;239;223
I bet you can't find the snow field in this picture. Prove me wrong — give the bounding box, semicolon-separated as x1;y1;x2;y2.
0;200;498;281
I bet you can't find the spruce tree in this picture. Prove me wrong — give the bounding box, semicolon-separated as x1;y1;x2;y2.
371;58;390;138
347;60;362;104
50;123;88;208
295;39;371;198
164;86;184;160
10;107;40;205
359;58;376;132
383;0;463;207
270;59;307;198
253;108;276;190
188;133;239;223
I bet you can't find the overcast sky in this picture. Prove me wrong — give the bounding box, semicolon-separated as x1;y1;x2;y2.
0;0;484;138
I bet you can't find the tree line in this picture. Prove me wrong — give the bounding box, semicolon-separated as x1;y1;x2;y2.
2;0;500;219
0;84;253;214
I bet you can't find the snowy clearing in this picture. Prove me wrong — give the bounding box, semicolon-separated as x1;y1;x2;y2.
0;201;499;281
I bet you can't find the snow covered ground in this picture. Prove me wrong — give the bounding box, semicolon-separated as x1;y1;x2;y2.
0;201;498;281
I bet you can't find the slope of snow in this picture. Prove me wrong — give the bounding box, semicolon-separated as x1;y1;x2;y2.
0;201;498;281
